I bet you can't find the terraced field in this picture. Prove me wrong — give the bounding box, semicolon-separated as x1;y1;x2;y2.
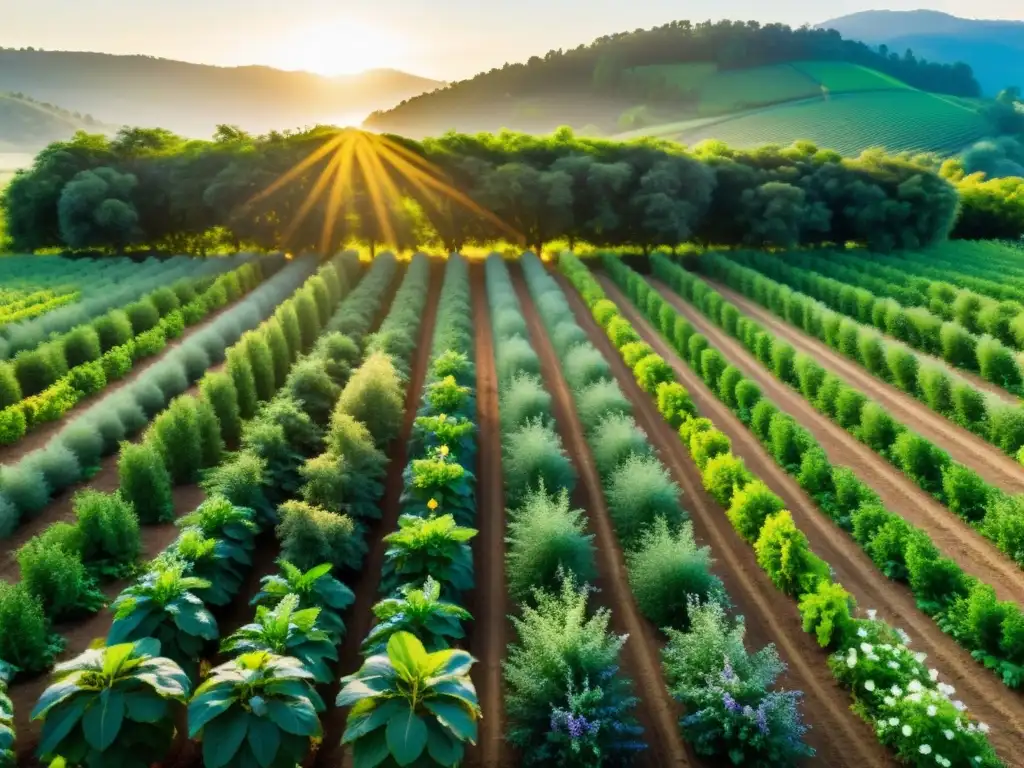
0;249;1018;768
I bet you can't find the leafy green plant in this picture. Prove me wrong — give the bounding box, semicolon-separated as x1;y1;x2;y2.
222;594;337;684
160;528;247;607
117;441;173;524
337;352;404;446
0;663;12;767
188;651;324;768
31;639;190;768
503;419;577;504
107;563;218;676
0;582;61;675
410;414;476;465
17;539;105;620
381;514;477;597
338;631;480;767
605;453;684;547
277;500;366;572
402;446;476;523
252;561;354;641
797;580;855;649
362;577;471;656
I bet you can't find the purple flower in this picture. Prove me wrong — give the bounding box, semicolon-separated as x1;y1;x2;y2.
722;659;736;682
755;703;769;735
722;693;742;713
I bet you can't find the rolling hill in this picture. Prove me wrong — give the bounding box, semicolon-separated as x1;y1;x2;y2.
819;10;1024;96
0;48;442;140
0;92;110;152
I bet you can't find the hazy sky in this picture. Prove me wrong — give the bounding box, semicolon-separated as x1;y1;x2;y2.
3;0;1023;80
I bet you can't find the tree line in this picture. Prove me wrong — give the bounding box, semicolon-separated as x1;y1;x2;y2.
2;124;986;256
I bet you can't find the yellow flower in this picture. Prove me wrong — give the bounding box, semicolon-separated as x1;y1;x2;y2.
427;498;439;511
438;413;447;422
439;444;450;457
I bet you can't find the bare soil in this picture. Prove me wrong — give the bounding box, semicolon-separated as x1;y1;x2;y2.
463;263;512;768
648;278;1024;607
510;264;693;768
598;275;1024;764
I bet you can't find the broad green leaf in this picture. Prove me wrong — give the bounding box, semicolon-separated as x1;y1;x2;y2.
386;633;428;680
123;691;167;723
248;695;269;717
424;700;477;743
82;688;125;751
37;696;88;757
342;700;404;744
247;715;281;768
386;711;427;767
429;649;474;679
170;603;219;639
425;720;462;766
336;679;388;707
352;727;390;768
204;708;249;768
188;692;237;737
265;697;321;737
31;682;81;720
101;644;136;678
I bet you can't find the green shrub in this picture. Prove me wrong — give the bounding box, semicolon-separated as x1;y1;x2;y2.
501;374;552;433
750;399;778;441
690;428;731;471
798;580;855;648
656;381;695;428
857;401;898;451
62;325;102;368
574;379;631;434
92;310;134;351
716;365;744;409
797;447;834;501
988;405;1024;455
951;381;987;429
496;335;541;386
100;344;133;380
275;301;302;360
150;286;181;315
226;348;259;419
771;342;796;384
621;341;653;368
285;359;341;426
494;307;528;340
857;332;887;378
688;334;709;368
702;453;750;507
243;332;277;402
293;290;322;352
503;420;577;504
678;416;712;445
196;399;224;469
940;322;977;369
26;442;81;493
14;346;62;396
0;364;20;410
17;540;102;620
753;332;773;367
0;408;26;447
726;479;785;543
734;379;761;421
699;348;726;390
265;320;293;387
277;500;365;571
0;464;50;518
673;316;695;353
551;322;588;357
592;299;618;328
125;298;161;333
767;412;805;468
628;517;725;629
149;396;204;484
337;352;404;446
891;431;949;493
978;336;1023;389
73;489;140;574
885;345;919;394
117;441;174;523
834;387;867;431
755;511;829;598
0;582;56;674
982;495;1024;571
200;371;242;448
813;374;843;418
132;326;166;359
607;316;640;348
590;413;652;476
160;309;185;339
506;486;596;603
918;366;952;414
68;360;106;396
635;355;673;394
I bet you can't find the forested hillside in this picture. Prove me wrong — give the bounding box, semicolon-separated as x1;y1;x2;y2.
365;20;979;137
0;49;441;138
0;92;107;152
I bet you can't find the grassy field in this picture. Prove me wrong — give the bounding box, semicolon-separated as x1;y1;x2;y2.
638;90;991;154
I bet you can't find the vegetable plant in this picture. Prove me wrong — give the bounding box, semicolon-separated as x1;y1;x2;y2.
338;631;480;767
159;528;248;607
188;651;324;768
222;595;337;684
0;662;13;768
252;560;355;642
381;514;477;597
362;577;471;656
401;446;476;523
177;495;259;553
31;639;190;768
107;563;218;677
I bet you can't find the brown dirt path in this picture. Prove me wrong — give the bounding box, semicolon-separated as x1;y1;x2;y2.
8;482;205;765
0;299;247;468
317;261;444;768
510;265;693;768
464;263;511;768
596;276;1024;764
701;278;1024;492
567;273;893;767
648;278;1024;608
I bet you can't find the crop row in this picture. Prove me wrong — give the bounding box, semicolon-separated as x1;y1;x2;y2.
883;243;1024;302
338;254;484;766
0;259;269;448
696;252;1024;459
520;252;818;763
0;255;248;359
560;252;1004;767
4;252;412;767
0;254;360;678
0;288;80;327
650;253;1024;684
0;255;318;538
720;250;1024;393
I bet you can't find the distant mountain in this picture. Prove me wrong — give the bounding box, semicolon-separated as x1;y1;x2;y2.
819;10;1024;95
0;92;111;152
0;49;442;139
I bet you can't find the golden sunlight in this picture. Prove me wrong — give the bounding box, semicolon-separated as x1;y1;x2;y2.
272;19;404;76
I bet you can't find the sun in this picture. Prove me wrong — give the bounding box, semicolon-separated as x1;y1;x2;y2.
273;19;404;76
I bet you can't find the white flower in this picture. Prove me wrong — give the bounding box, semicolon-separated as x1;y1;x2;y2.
937;682;955;696
857;627;868;638
919;744;932;755
860;643;874;654
944;730;954;741
887;660;900;670
902;724;913;737
847;656;857;668
864;680;876;692
979;722;990;734
891;685;903;696
953;700;967;712
929;668;939;682
884;696;896;706
927;705;938;717
888;717;900;726
937;758;950;768
915;652;927;663
908;680;923;693
897;628;912;644
907;693;923;703
867;609;877;620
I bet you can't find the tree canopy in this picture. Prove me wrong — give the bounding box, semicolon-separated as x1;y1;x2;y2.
0;125;969;255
